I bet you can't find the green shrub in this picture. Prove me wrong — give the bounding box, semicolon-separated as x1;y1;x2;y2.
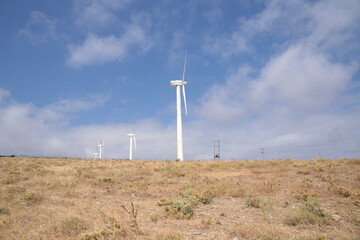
24;192;41;204
170;196;197;219
78;216;126;240
159;196;198;219
97;177;112;183
197;191;214;204
285;197;328;226
304;198;325;217
244;191;264;208
76;167;84;176
0;205;10;214
285;209;320;225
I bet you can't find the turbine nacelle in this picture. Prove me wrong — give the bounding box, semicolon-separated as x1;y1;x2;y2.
98;140;104;148
170;80;187;86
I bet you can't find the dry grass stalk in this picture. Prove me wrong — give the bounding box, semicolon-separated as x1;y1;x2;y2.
120;202;143;235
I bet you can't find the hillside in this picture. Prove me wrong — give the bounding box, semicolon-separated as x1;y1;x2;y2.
0;157;359;239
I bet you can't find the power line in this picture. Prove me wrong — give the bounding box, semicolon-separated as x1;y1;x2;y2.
214;140;220;160
260;148;265;160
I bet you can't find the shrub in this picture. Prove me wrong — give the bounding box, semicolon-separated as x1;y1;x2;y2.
76;167;84;176
162;166;185;178
0;205;10;214
197;191;214;204
78;216;127;240
304;198;325;217
150;213;162;223
159;195;198;219
336;186;352;198
285;208;320;226
169;196;197;219
244;191;265;208
61;217;89;237
158;183;216;219
97;177;112;183
201;217;213;227
285;197;328;226
24;192;41;204
292;190;316;201
157;198;171;206
245;195;262;208
297;169;310;175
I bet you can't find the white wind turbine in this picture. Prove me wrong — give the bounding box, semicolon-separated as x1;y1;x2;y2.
126;133;136;160
97;140;104;159
169;52;188;161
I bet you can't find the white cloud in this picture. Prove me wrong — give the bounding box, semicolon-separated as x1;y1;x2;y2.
204;0;360;59
67;21;152;67
0;79;359;159
305;0;360;57
0;89;177;159
73;0;131;29
203;8;222;23
194;42;359;159
249;44;355;111
0;88;11;103
196;67;251;123
46;95;108;113
17;11;59;45
204;32;252;58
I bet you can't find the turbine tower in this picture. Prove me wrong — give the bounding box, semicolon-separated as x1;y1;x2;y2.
98;140;104;159
126;133;136;160
169;52;188;161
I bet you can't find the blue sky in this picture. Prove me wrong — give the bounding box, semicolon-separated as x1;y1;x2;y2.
0;0;359;160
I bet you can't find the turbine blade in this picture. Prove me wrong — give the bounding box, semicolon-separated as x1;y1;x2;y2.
134;135;137;150
182;51;187;82
182;85;188;115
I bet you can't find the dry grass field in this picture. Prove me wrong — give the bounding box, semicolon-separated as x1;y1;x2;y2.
0;157;359;240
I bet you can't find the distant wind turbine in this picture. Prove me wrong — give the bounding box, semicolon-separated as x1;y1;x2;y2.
126;133;136;160
97;140;104;159
169;52;188;161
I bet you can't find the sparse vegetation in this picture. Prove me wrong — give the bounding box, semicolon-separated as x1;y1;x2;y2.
96;176;112;183
0;157;359;239
285;197;328;226
0;205;10;215
23;192;41;204
155;232;182;240
61;217;89;237
335;186;353;197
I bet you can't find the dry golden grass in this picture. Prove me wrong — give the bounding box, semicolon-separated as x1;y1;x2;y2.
0;157;359;239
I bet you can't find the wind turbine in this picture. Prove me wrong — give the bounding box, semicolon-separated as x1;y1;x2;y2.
169;52;188;161
126;133;136;160
97;140;104;159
